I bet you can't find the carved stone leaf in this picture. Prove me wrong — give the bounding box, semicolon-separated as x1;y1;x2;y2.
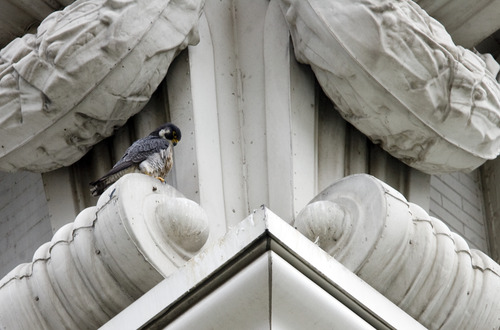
278;0;500;173
0;0;204;172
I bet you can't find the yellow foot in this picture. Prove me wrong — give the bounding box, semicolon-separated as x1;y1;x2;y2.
156;176;165;183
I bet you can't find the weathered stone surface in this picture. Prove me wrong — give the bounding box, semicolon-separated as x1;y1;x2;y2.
0;0;203;172
295;174;500;329
278;0;500;173
0;174;209;329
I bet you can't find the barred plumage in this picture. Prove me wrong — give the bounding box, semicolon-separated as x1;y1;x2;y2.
89;123;181;196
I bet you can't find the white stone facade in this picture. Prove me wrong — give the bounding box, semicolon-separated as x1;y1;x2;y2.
1;0;500;328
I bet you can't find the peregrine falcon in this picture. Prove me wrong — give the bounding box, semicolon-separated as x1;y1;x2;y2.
89;122;181;196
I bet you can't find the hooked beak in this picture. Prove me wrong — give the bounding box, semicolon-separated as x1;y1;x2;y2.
172;139;179;146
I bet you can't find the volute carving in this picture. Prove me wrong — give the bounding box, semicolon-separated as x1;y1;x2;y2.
295;174;500;329
0;174;209;329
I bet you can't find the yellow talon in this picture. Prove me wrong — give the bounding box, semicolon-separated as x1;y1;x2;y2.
156;177;165;183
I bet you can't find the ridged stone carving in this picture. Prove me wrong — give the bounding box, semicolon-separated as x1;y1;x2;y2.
0;0;203;172
295;174;500;329
277;0;500;173
0;174;209;329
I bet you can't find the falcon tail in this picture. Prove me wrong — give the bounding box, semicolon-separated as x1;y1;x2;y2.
89;162;137;196
89;177;110;197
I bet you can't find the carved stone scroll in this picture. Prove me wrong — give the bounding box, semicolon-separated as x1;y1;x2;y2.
0;174;209;329
277;0;500;173
295;174;500;329
0;0;204;172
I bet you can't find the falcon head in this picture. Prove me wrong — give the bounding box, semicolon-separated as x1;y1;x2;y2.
153;123;182;146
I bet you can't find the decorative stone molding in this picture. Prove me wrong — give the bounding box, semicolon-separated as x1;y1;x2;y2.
103;206;423;329
0;0;204;172
295;174;500;329
277;0;500;174
0;174;209;329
